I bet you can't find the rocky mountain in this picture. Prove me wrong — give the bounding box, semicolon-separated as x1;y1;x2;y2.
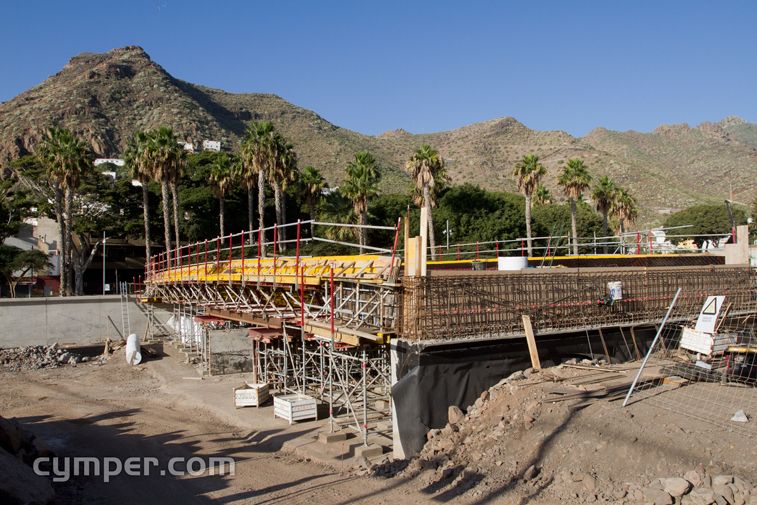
1;46;755;224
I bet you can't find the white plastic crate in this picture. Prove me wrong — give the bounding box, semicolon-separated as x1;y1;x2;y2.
233;383;270;408
273;394;317;424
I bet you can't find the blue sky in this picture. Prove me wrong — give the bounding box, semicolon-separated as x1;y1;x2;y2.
2;1;756;136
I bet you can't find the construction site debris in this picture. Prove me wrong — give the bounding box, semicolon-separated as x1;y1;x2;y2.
0;344;84;372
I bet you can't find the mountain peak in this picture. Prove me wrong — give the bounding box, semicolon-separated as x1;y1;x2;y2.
718;115;746;128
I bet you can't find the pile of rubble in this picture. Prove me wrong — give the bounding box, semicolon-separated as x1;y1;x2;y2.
0;343;87;372
620;470;755;505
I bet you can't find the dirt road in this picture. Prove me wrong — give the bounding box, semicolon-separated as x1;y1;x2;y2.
1;352;430;504
2;349;755;504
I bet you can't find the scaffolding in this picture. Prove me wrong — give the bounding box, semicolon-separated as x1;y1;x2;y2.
141;218;755;448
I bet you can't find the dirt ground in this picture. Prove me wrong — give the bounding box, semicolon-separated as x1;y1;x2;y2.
1;349;755;504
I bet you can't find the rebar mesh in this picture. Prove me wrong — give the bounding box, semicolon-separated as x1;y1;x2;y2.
400;266;756;341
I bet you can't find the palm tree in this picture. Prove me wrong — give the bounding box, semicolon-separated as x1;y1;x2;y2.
124;131;153;274
147;127;184;262
592;176;618;253
271;134;298;252
239;121;277;256
512;154;546;256
558;158;592;255
341;151;380;252
406;145;446;260
208;152;236;236
300;166;327;236
534;184;552;205
610;187;638;236
38;127;90;296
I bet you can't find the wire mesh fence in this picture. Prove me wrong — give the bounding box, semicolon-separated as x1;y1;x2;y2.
623;287;757;437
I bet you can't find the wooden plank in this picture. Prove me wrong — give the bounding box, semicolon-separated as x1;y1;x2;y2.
205;308;283;328
597;327;612;363
521;315;541;370
629;326;641;360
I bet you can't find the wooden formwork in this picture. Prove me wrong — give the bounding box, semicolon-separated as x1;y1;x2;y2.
398;266;757;342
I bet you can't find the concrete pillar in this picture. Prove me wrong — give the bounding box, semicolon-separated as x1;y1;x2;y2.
390;340;405;459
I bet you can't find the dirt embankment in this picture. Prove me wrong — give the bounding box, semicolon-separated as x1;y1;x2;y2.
391;365;756;504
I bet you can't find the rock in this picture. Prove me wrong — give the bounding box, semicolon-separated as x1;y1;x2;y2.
714;495;729;505
713;483;734;504
426;429;440;441
0;447;55;504
656;492;675;505
479;390;490;402
523;464;539;481
714;476;735;487
689;487;717;504
564;358;578;365
686;470;704;488
732;477;751;496
661;477;692;497
582;474;597;492
645;488;674;505
612;488;628;500
507;370;525;382
448;406;464;425
57;352;71;363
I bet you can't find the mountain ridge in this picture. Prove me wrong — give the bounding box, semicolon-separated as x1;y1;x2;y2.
1;46;755;224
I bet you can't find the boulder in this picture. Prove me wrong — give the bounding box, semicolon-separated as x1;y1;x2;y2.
447;406;464;425
661;477;693;497
713;483;734;504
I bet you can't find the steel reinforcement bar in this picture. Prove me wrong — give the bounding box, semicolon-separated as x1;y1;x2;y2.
398;266;757;342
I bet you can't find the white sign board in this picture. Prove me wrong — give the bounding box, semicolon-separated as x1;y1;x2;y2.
694;295;725;334
680;326;714;355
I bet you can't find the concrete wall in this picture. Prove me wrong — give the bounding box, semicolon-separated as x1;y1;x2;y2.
208;328;253;375
0;295;171;347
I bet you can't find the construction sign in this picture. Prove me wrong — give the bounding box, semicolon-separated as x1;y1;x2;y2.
694;295;725;334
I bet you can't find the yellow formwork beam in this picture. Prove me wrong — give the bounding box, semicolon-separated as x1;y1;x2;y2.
151;254;397;286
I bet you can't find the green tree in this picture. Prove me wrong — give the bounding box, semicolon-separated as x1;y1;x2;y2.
148;127;184;257
37;127;90;296
558;158;592;255
533;185;552;206
592;176;618;253
240;121;277;255
532;201;603;255
124;131;153;273
272;134;298;251
610;187;639;236
0;245;49;298
512;154;546;256
664;203;747;247
300;166;327;236
406;145;447;260
0;177;33;244
341;151;380;252
208;152;236;236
